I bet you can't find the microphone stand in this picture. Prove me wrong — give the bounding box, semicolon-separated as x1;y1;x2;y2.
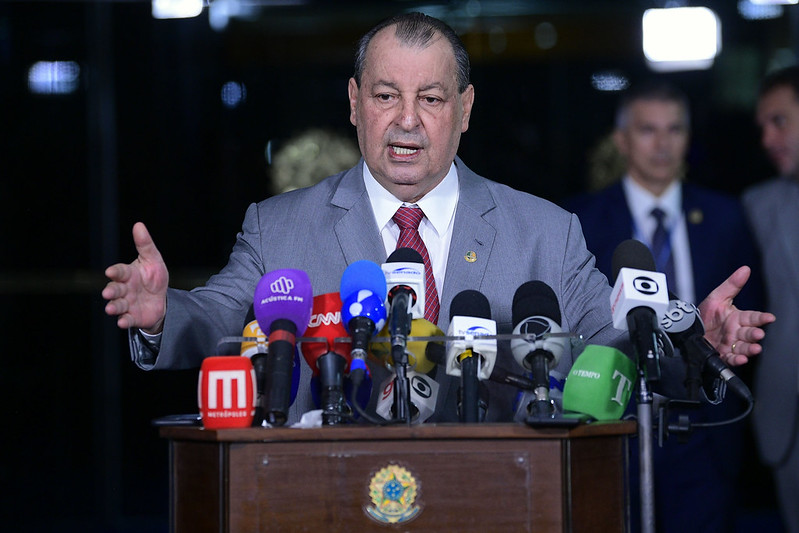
459;349;480;423
389;294;413;425
628;309;660;533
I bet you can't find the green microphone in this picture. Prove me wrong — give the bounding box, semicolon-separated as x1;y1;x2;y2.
562;345;636;421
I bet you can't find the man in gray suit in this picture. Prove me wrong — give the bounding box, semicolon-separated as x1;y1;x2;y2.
102;13;772;425
743;65;799;533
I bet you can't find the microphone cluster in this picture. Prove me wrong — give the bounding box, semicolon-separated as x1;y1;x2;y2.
197;241;750;429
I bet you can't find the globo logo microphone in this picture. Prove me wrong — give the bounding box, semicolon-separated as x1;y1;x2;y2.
376;370;439;423
198;356;257;429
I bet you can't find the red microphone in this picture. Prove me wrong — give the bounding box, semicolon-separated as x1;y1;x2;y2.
198;356;257;429
301;293;352;424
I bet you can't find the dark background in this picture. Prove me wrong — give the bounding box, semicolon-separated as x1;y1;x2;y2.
0;1;794;531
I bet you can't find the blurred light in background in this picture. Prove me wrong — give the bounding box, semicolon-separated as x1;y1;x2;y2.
221;81;247;108
152;0;203;20
643;7;721;72
737;0;784;19
591;71;630;92
209;0;262;31
28;61;80;95
748;0;797;4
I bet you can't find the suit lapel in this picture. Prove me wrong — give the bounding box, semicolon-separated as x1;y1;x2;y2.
440;160;497;325
330;162;387;265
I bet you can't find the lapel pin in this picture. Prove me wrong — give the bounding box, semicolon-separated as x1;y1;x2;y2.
688;208;703;225
464;251;477;263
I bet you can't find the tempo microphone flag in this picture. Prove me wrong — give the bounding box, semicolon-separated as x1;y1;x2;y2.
562;345;635;421
198;356;257;429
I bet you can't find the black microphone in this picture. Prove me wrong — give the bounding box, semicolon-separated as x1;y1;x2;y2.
448;290;493;423
660;295;753;403
510;281;567;419
610;239;670;382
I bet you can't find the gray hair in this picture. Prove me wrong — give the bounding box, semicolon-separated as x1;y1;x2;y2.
615;79;691;130
353;12;471;94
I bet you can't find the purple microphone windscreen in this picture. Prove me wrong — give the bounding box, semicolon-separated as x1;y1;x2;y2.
340;260;388;302
387;247;423;264
450;289;492;320
253;269;313;336
512;281;561;326
611;239;656;281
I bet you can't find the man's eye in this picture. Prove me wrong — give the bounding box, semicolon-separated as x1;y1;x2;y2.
423;96;441;104
376;94;393;102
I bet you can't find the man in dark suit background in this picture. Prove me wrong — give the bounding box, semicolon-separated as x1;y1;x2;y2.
563;80;763;532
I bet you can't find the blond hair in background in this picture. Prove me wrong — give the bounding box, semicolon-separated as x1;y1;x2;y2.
267;128;361;194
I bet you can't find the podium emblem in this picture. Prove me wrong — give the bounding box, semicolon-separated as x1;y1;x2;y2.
364;463;422;524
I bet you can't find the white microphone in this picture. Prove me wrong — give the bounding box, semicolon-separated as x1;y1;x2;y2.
510;281;567;419
375;370;439;424
609;239;669;381
445;289;497;423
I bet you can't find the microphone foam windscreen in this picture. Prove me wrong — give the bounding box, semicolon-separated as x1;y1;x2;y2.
450;289;491;320
512;280;561;326
253;268;313;336
611;239;656;281
387;247;423;264
370;318;443;374
340;260;388;302
562;345;635;421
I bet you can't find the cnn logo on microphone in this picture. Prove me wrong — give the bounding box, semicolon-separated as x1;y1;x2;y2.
198;356;257;429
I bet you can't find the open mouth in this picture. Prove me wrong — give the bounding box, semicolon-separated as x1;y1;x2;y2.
390;145;420;156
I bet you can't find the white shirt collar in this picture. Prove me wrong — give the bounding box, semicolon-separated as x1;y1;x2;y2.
363;162;459;236
622;175;682;227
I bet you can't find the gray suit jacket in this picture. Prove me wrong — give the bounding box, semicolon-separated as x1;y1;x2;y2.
131;158;687;422
743;177;799;465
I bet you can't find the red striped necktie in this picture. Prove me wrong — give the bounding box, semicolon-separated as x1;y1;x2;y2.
392;206;440;325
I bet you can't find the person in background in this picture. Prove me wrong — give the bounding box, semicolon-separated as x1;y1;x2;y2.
267;128;361;194
743;64;799;533
562;79;763;533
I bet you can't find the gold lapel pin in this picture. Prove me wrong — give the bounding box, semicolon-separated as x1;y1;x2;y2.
688;208;703;225
464;251;477;263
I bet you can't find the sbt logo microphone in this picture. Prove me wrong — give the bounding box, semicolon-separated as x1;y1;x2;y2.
198;356;257;429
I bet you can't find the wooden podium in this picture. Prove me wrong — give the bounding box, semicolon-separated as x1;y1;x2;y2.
160;421;634;532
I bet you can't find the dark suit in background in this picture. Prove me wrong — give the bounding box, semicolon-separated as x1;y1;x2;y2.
563;180;762;533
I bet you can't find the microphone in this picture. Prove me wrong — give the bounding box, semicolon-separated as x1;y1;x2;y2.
660;295;753;402
241;308;302;427
375;369;440;424
339;260;388;390
562;345;636;421
253;268;313;426
301;292;352;425
426;342;536;391
198;355;257;429
371;318;443;423
445;290;497;422
381;248;425;423
510;281;568;419
610;239;669;381
240;315;269;426
382;247;425;324
371;318;443;375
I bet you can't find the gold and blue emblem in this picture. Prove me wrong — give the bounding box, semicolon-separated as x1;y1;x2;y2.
364;463;422;524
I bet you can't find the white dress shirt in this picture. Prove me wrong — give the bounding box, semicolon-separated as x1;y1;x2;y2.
622;176;696;303
363;162;459;295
